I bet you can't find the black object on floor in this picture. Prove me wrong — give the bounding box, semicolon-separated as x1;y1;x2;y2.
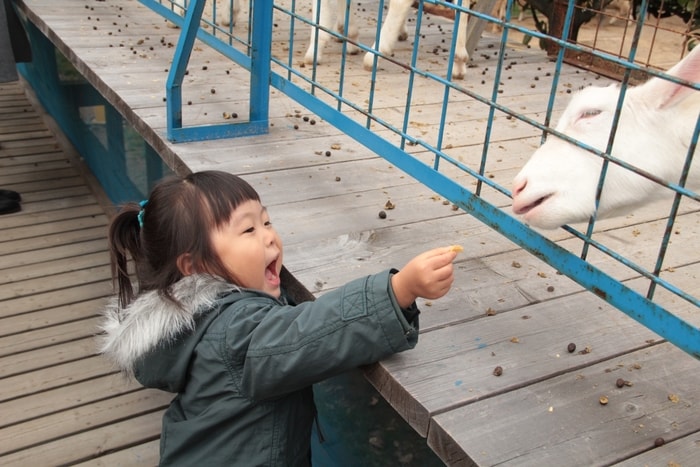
0;197;21;215
0;189;21;201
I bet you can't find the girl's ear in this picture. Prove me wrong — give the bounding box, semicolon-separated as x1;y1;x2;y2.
176;253;195;276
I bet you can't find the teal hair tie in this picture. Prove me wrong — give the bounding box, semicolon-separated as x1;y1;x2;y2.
137;199;148;228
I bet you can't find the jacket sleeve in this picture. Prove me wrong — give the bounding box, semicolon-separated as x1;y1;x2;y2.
228;269;419;400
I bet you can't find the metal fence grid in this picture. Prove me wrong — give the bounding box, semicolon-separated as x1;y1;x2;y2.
139;0;700;358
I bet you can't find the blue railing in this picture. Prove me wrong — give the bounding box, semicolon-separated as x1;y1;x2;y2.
139;0;700;359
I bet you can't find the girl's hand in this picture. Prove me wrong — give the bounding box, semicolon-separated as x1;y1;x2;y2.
391;246;459;309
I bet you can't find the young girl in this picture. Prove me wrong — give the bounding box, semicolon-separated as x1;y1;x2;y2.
99;170;458;466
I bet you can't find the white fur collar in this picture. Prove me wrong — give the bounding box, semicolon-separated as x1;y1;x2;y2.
97;274;237;373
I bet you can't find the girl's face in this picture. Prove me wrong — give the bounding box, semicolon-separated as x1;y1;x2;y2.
210;199;283;298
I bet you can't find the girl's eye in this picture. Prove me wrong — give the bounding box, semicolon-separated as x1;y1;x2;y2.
264;220;272;227
243;226;255;234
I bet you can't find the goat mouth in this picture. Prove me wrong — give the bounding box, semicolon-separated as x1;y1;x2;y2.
513;194;552;216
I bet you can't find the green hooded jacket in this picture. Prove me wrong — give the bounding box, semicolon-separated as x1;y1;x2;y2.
98;270;419;466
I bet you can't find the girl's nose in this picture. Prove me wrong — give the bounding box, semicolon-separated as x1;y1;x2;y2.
264;227;277;246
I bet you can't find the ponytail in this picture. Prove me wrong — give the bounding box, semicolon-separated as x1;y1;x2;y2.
107;202;143;309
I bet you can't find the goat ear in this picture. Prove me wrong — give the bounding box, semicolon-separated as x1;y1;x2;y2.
642;46;700;109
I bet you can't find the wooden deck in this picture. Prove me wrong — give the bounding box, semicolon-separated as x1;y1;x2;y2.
3;0;700;465
0;79;173;465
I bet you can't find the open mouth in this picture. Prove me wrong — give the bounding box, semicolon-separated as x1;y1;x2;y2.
265;257;280;285
513;193;552;216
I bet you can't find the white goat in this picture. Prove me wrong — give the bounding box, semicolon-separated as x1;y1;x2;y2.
303;0;361;65
511;46;700;229
304;0;470;80
170;0;240;28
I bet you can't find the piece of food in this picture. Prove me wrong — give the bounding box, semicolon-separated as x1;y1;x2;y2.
450;245;464;253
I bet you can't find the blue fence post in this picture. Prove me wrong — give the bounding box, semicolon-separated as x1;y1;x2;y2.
249;0;272;125
165;0;206;138
155;0;271;142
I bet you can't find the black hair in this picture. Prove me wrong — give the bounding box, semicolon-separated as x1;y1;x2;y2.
108;170;261;308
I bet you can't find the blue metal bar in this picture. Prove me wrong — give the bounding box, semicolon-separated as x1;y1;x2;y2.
365;0;387;129
648;116;700;299
140;0;270;142
164;0;206;135
248;0;271;125
284;0;298;80
434;0;460;169
583;0;650;260
476;0;510;196
335;0;352;112
402;0;424;153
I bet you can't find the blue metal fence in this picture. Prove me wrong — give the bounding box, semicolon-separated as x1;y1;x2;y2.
139;0;700;359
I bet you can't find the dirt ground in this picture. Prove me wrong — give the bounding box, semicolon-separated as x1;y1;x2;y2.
503;6;691;72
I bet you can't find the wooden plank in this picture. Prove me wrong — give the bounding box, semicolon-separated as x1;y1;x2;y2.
0;144;62;160
0;177;88;197
72;439;161;467
0;129;53;142
428;343;700;466
0;316;101;356
2;185;94;206
1;159;75;176
0;353;112;401
0;278;113;318
0;226;108;256
1;250;109;283
615;433;700;466
365;290;661;437
0;136;60;149
0;237;107;270
0;395;169;466
0;122;46;134
0;200;106;229
0;106;34;116
0;389;169;456
1;214;109;244
0;166;79;184
0;118;42;131
0;338;99;380
1;373;142;428
0;296;107;336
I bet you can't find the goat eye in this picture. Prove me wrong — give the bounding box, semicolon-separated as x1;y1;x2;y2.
580;109;602;118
